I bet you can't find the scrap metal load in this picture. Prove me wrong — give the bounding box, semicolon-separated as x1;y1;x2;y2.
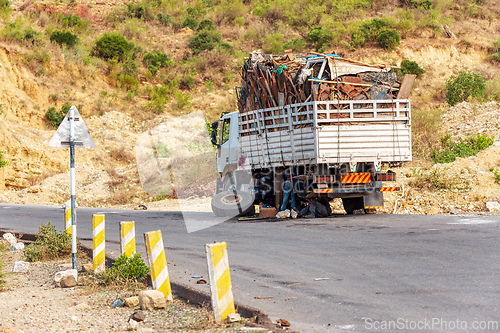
236;50;405;113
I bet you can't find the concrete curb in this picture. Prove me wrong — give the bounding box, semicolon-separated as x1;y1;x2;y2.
0;229;273;326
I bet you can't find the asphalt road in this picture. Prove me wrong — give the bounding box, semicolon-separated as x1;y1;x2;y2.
1;203;499;332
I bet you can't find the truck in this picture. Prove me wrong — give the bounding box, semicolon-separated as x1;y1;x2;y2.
210;53;412;217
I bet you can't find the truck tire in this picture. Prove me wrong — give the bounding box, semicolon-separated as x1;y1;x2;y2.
342;197;364;214
211;190;254;217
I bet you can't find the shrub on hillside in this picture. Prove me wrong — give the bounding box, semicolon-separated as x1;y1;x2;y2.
431;134;494;164
445;71;485;106
263;32;284;54
396;59;425;78
182;17;198;30
45;103;71;128
50;30;78;48
284;37;307;52
156;12;171;26
127;1;154;20
142;51;172;68
487;37;500;64
307;26;333;51
0;150;8;169
122;60;138;77
189;29;222;55
92;32;131;61
0;19;40;43
0;0;11;17
376;29;400;50
60;13;80;27
197;18;215;31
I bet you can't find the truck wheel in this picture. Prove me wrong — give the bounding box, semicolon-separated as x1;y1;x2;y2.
342;197;364;214
211;190;254;217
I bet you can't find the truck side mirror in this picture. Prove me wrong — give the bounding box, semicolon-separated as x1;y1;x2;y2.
210;121;220;147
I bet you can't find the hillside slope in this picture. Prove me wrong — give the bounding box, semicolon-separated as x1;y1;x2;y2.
0;0;500;214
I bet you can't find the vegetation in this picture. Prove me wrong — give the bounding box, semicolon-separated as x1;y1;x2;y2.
431;134;494;164
397;59;425;78
0;0;11;18
445;71;486;106
23;222;74;262
103;253;149;284
487;37;500;63
492;168;500;184
50;30;78;48
0;242;6;290
376;29;401;50
151;142;172;158
189;29;229;55
45;103;71;128
92;32;132;61
409;168;470;191
0;150;8;168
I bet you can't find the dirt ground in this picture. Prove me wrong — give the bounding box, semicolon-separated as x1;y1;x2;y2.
0;248;268;333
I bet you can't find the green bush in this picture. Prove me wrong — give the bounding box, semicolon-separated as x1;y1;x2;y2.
104;253;149;284
431;134;494;163
307;26;333;51
156;12;171;26
45;103;71;128
182;74;196;90
142;51;172;68
197;18;215;31
487;37;500;63
60;13;81;28
263;32;284;54
127;1;154;20
445;71;485;106
50;30;78;48
376;29;401;50
397;59;425;78
0;20;40;43
92;32;132;61
148;64;158;76
0;150;8;168
284;37;307;52
23;222;73;262
350;29;367;49
189;29;222;55
122;60;138;77
174;91;191;110
182;17;198;30
145;84;172;113
0;0;11;17
492;169;500;184
117;73;139;91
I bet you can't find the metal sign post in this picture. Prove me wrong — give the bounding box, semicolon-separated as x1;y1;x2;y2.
49;106;95;270
69;107;77;269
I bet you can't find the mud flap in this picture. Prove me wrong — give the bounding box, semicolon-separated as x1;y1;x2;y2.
364;191;384;209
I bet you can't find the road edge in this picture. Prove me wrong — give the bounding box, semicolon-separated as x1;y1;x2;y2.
1;230;275;328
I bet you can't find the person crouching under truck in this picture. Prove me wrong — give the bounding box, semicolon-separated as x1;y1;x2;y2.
280;167;297;212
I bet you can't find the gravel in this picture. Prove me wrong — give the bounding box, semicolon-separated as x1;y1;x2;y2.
0;250;256;333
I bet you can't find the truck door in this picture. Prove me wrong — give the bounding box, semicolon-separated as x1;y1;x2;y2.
217;117;232;173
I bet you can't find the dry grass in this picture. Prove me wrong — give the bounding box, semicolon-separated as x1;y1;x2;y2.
110;145;135;164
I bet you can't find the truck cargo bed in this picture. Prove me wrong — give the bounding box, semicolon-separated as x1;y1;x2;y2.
239;99;411;167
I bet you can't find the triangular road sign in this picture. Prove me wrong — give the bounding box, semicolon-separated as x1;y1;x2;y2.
49;106;96;148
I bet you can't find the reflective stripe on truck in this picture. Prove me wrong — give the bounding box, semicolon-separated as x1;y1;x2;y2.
341;173;371;184
379;187;401;191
